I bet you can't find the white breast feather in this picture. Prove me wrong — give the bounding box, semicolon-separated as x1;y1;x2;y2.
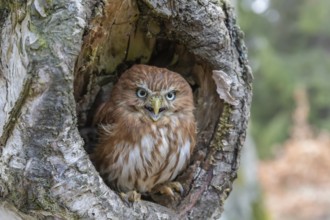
109;122;192;192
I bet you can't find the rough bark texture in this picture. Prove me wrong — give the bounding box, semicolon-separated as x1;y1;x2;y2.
0;0;252;219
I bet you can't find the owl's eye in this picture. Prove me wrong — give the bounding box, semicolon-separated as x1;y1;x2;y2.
136;88;148;98
165;91;176;101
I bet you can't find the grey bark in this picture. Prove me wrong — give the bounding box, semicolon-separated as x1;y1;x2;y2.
0;0;252;219
220;134;261;220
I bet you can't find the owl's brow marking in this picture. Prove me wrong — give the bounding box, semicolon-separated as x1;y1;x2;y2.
136;83;150;91
163;87;177;94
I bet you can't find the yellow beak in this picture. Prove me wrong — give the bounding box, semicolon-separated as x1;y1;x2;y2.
151;96;161;115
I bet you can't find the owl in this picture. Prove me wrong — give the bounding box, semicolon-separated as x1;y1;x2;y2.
92;64;196;201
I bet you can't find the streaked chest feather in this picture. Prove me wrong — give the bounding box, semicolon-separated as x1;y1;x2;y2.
99;125;192;193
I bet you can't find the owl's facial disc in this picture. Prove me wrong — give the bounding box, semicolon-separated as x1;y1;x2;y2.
144;96;167;122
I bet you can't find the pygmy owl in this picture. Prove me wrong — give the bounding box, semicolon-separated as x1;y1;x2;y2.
92;64;196;199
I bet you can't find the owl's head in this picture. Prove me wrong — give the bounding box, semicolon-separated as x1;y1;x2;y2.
110;64;194;123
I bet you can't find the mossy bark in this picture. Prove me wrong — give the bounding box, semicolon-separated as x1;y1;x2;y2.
0;0;252;219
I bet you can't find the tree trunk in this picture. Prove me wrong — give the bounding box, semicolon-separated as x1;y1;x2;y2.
0;0;252;219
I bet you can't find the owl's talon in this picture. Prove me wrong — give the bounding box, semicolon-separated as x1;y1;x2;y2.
153;181;184;197
120;190;141;202
169;182;184;196
159;185;174;197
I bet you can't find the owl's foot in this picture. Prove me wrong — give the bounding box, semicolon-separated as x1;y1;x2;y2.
120;190;141;202
152;181;184;197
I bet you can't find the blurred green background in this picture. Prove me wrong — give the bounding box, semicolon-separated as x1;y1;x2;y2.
237;0;330;158
221;1;330;220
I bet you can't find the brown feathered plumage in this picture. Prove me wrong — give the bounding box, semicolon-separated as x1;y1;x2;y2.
92;64;196;194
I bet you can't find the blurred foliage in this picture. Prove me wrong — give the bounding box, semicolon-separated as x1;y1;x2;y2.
252;193;271;220
237;0;330;158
